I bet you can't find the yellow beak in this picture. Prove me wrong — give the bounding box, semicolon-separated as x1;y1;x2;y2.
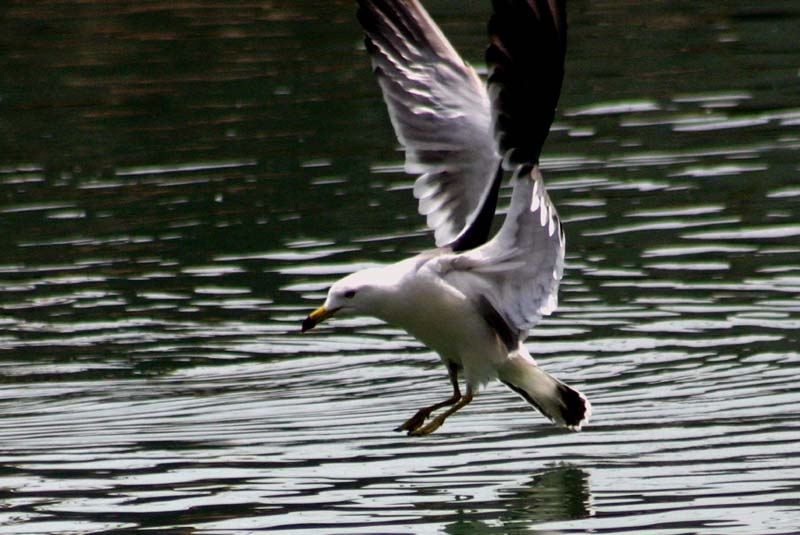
301;305;339;332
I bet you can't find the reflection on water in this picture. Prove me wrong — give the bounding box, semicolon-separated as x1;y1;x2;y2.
2;1;800;534
443;467;592;535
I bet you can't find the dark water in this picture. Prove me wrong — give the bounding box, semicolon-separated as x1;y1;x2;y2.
2;1;800;533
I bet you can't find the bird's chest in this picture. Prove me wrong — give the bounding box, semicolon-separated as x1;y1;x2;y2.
378;278;501;362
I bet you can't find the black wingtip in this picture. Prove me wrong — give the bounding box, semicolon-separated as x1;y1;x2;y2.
486;0;568;167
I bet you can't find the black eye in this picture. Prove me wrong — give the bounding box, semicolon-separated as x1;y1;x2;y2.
344;290;356;299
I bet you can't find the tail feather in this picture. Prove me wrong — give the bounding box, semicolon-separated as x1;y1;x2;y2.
499;353;591;431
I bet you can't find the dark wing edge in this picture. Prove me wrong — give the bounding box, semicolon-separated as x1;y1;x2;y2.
487;0;567;168
448;163;503;252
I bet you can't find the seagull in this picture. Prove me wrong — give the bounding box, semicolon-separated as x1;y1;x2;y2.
302;0;591;436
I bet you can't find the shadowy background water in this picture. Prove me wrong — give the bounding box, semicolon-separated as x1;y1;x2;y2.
1;0;799;533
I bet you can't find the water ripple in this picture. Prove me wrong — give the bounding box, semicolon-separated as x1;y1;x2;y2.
2;1;800;534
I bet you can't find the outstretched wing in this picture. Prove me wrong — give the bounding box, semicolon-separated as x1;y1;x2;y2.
441;166;565;345
357;0;502;250
438;0;568;344
487;0;567;169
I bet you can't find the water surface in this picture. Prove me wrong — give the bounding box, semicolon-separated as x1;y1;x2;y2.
1;1;799;533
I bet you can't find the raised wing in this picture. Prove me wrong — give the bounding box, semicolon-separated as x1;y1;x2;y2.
441;166;564;345
357;0;502;250
487;0;567;168
438;0;568;343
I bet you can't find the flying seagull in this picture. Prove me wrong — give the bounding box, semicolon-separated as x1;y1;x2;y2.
302;0;591;436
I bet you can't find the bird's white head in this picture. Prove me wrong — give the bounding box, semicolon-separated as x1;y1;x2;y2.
301;266;397;332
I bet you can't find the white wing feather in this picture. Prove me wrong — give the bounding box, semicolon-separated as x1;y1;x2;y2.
438;165;564;341
358;0;501;247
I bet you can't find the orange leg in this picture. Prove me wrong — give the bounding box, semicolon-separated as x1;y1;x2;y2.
409;389;474;436
396;363;461;434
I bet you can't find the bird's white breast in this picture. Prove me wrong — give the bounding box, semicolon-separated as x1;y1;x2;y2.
373;260;509;389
